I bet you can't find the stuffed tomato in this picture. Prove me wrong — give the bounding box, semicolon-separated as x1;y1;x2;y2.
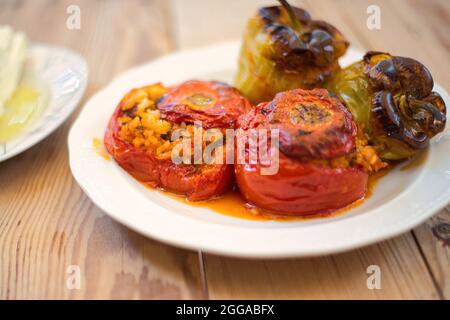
104;80;251;201
235;88;386;216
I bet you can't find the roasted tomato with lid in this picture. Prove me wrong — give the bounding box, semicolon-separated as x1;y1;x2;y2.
263;87;356;160
235;89;385;216
104;81;251;201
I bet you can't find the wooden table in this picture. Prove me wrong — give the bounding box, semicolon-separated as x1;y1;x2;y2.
0;0;449;300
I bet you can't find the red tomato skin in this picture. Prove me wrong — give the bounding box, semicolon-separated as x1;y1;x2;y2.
234;90;368;216
158;80;252;129
235;152;368;215
104;104;233;201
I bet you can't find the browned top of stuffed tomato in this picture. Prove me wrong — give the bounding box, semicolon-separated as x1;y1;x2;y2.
157;80;252;129
255;88;357;159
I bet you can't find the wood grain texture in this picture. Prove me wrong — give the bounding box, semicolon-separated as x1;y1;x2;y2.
203;234;439;299
413;208;450;299
0;0;204;300
0;0;449;299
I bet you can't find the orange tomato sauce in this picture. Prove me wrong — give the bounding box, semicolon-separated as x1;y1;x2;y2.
95;136;392;221
170;169;390;221
93;138;111;160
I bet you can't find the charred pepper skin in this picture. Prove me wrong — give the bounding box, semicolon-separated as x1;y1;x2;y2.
235;5;349;104
235;89;368;216
326;52;447;160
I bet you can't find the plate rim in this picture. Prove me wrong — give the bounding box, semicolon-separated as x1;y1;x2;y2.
0;43;88;162
68;41;450;258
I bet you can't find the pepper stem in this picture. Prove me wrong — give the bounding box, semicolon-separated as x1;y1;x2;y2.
278;0;301;31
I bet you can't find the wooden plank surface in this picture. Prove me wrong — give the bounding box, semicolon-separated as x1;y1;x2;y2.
203;235;439;299
0;0;449;299
0;0;204;300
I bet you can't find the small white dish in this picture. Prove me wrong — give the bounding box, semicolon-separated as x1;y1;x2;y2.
68;42;450;258
0;44;88;162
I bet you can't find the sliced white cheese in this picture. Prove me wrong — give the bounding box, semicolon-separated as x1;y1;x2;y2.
0;26;29;116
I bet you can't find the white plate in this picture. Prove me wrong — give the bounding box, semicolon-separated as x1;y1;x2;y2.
0;44;88;162
68;42;450;258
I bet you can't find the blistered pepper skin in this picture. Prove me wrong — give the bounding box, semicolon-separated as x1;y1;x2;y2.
104;81;251;201
235;5;348;104
234;89;368;216
326;52;447;160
